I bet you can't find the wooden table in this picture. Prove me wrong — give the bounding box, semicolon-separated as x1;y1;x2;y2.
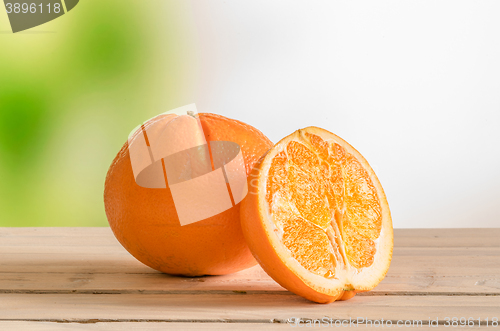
0;228;499;330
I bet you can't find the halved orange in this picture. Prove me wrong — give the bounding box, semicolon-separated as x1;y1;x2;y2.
240;127;393;303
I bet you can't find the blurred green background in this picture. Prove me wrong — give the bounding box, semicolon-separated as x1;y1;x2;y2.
0;0;197;226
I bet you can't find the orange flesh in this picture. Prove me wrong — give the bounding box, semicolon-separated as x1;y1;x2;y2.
266;133;382;277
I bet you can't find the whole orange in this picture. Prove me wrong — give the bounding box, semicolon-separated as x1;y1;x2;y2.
104;113;273;276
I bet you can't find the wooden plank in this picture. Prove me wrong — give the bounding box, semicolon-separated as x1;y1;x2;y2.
1;249;499;279
0;266;285;294
2;228;500;247
394;228;500;248
0;262;499;295
2;249;498;277
0;321;488;330
0;254;156;274
0;293;499;324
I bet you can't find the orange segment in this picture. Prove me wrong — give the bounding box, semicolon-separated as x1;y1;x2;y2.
286;140;319;169
266;151;287;209
288;164;331;229
343;153;382;240
286;141;331;229
241;126;393;304
320;160;338;216
342;219;376;269
306;131;330;160
282;216;335;278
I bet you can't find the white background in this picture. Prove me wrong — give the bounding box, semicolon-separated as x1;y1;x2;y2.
188;1;500;228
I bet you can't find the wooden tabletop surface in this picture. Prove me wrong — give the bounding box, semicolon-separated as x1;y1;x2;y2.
0;227;499;330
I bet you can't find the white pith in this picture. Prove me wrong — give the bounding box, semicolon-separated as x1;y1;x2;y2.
257;127;393;294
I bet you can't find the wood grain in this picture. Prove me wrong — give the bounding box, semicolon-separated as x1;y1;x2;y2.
1;293;499;323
